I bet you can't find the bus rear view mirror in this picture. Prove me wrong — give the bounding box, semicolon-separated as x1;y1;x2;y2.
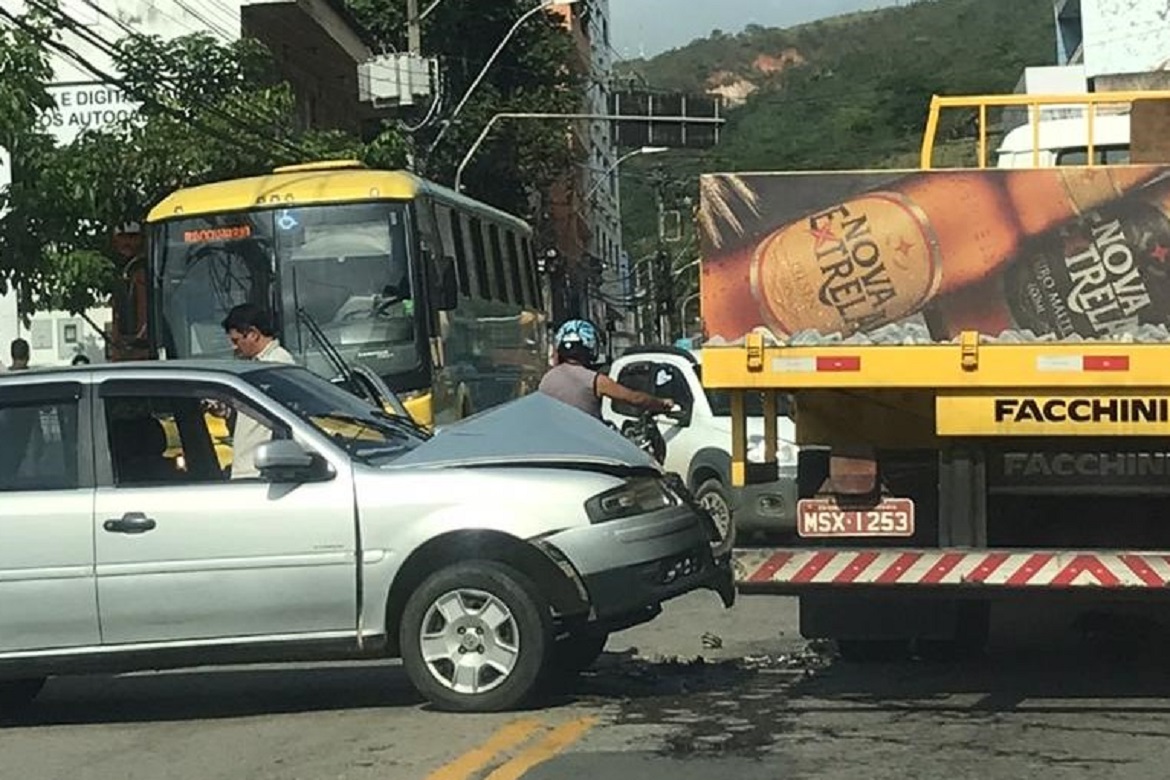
433;256;459;311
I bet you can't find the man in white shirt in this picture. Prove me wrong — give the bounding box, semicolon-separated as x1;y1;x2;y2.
221;303;295;365
219;303;295;479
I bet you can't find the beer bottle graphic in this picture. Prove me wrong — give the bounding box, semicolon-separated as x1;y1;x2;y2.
987;174;1170;340
702;167;1162;341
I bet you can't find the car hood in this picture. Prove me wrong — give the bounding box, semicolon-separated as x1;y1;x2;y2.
391;394;660;471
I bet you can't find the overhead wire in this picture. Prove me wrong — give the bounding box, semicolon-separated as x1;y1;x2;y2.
0;4;292;161
35;0;310;158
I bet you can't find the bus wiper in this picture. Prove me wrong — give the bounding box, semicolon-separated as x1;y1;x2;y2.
295;305;357;389
295;305;413;420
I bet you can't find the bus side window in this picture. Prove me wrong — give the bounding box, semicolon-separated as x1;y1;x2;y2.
467;215;490;300
505;230;525;306
522;237;539;309
503;230;521;306
438;205;469;297
488;224;509;304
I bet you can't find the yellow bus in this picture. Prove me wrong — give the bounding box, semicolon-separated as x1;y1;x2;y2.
145;160;548;428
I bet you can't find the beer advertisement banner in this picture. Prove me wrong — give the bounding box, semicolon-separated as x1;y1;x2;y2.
698;166;1170;345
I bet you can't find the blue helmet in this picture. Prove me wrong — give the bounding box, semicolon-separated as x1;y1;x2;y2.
554;318;600;365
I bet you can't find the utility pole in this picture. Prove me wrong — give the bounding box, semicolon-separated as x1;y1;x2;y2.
406;0;422;55
653;169;674;344
402;0;423;171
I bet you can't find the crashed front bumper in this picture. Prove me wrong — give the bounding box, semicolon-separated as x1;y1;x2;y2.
540;503;736;628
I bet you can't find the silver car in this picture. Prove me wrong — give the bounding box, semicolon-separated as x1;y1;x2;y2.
0;361;734;713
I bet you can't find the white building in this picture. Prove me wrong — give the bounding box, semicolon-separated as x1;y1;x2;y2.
0;0;376;369
549;0;621;349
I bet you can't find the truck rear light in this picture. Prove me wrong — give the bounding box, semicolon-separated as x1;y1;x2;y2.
1036;355;1130;372
773;355;862;373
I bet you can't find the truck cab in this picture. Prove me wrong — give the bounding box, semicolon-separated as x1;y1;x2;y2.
602;345;801;545
995;112;1131;168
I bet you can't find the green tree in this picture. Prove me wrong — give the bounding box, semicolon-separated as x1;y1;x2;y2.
0;6;406;318
344;0;584;218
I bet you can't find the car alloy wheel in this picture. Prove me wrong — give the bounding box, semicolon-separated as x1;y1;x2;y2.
696;478;735;553
400;561;552;712
419;588;520;695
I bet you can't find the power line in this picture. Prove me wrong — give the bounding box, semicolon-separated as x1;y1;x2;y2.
176;0;238;40
173;0;235;41
34;0;309;158
0;4;288;161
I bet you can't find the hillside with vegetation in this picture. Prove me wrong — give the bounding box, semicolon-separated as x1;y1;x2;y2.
615;0;1057;302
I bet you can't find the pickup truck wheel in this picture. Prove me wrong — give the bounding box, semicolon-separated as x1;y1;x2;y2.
696;478;736;553
550;631;609;676
400;561;552;713
0;677;45;714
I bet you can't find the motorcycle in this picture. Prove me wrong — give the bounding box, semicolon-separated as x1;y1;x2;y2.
620;408;667;465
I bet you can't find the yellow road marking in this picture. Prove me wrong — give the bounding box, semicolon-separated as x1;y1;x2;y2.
425;717;545;780
483;716;598;780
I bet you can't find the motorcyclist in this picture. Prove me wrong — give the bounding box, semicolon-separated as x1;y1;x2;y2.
539;319;673;420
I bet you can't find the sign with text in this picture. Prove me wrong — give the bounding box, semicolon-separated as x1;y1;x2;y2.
36;83;140;144
937;391;1170;436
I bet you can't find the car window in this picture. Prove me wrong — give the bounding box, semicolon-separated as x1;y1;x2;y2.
0;400;80;492
615;361;654;397
103;392;280;487
651;364;693;409
612;360;695;418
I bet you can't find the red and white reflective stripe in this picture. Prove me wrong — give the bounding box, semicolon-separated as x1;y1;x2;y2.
733;549;1170;589
772;356;861;373
1035;355;1130;372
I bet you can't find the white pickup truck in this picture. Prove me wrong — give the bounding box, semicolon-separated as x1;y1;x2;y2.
602;345;801;546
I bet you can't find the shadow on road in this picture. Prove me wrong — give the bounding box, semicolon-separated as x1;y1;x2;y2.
792;601;1170;715
4;662;422;728
558;600;1170;758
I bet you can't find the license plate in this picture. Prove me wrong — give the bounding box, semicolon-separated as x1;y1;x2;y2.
797;498;915;539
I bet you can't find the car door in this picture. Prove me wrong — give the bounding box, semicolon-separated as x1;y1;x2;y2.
92;377;358;646
0;380;100;652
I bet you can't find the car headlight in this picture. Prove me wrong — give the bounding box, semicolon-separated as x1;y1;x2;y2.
585;477;677;523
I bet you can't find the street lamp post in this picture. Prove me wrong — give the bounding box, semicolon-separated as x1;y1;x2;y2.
425;0;579;157
585;146;666;343
454;112;723;192
583;145;667;204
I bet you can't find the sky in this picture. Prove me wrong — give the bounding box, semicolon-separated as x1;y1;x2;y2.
609;0;901;58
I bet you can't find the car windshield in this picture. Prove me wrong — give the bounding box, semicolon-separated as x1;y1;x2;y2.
245;365;427;464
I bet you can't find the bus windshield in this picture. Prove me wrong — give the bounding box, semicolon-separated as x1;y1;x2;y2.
156;202;420;383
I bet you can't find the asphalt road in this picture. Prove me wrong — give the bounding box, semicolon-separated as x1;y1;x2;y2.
9;593;1170;779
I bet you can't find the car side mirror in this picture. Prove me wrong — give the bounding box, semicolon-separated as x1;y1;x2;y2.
254;439;329;483
431;256;459;312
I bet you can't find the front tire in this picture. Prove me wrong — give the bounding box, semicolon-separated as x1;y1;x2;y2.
400;561;552;712
696;478;736;553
